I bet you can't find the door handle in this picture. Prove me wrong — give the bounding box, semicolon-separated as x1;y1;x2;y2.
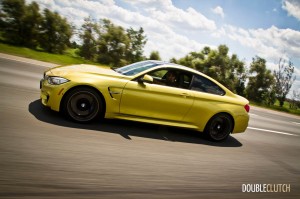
180;93;189;98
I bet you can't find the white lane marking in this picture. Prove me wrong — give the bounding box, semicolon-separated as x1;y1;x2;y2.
249;113;258;117
292;122;300;125
247;127;298;136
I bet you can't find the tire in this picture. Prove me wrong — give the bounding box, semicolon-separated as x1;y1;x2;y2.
63;87;103;123
204;113;233;141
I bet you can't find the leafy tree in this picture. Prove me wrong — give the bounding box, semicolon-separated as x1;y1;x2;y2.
262;87;276;106
79;17;99;61
149;51;161;60
229;54;247;96
126;27;147;63
216;45;230;81
39;8;73;53
0;0;26;45
274;58;296;107
0;9;5;31
246;56;275;103
22;1;42;48
175;52;204;70
169;57;178;63
97;19;130;67
1;0;25;45
79;19;147;65
71;41;79;49
0;0;42;47
290;90;300;109
203;45;244;93
202;46;211;55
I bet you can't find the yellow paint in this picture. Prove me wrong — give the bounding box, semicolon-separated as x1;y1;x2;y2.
40;63;249;134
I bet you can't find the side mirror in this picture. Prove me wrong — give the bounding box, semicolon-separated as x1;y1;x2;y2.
138;74;153;84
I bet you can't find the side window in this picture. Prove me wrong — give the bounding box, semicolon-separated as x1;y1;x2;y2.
147;69;192;89
149;69;168;80
179;73;192;89
191;75;225;95
146;69;179;87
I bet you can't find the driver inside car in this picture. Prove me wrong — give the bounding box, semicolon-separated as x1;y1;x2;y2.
165;70;179;87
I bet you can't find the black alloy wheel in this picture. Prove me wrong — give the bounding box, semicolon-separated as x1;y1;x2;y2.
63;87;103;123
205;113;233;141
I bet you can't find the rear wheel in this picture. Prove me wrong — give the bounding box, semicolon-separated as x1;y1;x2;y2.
205;113;233;141
63;87;103;123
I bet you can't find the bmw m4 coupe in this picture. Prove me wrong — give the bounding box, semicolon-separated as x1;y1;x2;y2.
40;60;250;141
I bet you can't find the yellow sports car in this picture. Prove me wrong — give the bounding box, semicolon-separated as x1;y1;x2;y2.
40;60;249;141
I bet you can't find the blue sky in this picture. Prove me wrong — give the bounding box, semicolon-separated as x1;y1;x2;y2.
26;0;300;94
174;0;300;30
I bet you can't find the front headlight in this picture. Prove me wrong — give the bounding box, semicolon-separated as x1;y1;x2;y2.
47;76;69;85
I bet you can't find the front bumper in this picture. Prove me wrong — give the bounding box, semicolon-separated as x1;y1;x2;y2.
40;78;67;112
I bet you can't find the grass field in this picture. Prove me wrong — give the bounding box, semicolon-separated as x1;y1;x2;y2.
0;43;106;66
1;42;299;116
250;101;300;116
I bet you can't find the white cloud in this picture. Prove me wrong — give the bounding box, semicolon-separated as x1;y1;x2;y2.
123;0;173;9
282;0;300;21
212;27;226;38
223;24;300;93
124;0;216;31
212;6;225;18
224;25;300;62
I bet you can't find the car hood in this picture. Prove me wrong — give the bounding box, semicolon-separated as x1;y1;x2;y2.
47;64;125;78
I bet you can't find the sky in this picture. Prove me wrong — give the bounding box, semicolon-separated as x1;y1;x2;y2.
26;0;300;94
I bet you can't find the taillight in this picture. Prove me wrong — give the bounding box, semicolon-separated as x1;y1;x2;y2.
244;104;250;112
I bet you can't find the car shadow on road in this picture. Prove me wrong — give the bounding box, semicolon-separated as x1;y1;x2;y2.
28;100;242;147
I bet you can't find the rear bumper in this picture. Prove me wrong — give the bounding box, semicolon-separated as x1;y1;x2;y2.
232;114;249;133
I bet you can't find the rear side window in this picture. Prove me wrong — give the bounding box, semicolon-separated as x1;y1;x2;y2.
191;75;225;96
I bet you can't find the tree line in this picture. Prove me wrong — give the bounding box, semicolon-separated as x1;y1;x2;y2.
0;0;72;53
0;0;148;64
0;0;297;107
171;46;296;107
78;17;147;67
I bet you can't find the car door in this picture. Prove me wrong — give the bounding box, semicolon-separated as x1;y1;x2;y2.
119;69;194;122
183;74;227;129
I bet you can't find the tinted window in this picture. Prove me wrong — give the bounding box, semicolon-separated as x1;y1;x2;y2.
149;69;168;79
115;61;162;76
179;73;192;89
146;69;192;89
191;75;225;95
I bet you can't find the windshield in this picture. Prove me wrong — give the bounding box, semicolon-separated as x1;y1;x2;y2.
115;61;163;76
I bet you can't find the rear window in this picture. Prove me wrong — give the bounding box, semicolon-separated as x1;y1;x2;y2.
191;75;225;96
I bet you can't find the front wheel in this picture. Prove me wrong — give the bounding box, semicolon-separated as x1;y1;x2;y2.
63;87;103;123
204;113;233;141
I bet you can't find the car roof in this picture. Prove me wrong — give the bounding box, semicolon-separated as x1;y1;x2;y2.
148;60;201;74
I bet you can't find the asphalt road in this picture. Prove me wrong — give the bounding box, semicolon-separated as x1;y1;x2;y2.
0;54;299;199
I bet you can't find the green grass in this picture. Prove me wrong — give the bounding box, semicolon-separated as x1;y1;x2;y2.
0;43;107;67
250;101;300;116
